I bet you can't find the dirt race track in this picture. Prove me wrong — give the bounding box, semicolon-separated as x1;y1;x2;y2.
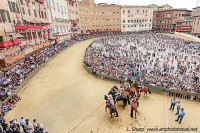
6;37;200;133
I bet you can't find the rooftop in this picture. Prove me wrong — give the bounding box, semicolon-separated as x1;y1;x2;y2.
121;5;155;8
97;3;119;6
154;8;192;12
192;6;200;9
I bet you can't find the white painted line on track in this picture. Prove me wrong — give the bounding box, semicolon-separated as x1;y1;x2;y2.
165;92;169;127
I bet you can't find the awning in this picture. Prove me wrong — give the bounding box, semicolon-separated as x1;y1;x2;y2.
40;19;46;24
44;20;51;24
4;33;24;40
39;19;50;24
15;33;24;39
33;19;40;23
163;28;169;30
24;17;34;23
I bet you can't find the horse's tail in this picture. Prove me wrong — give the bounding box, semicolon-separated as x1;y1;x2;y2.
113;96;116;105
104;95;108;100
148;88;152;94
130;108;133;118
128;98;131;105
112;106;118;117
115;109;119;117
115;96;118;103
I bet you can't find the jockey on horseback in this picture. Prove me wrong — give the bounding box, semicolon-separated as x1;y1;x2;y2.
113;85;119;95
104;95;119;118
135;81;143;92
108;86;119;105
119;84;125;96
124;81;131;91
105;95;112;111
133;95;139;107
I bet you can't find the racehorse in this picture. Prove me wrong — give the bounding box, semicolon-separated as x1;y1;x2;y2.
140;86;151;97
126;80;139;98
125;88;137;98
108;87;130;109
132;83;151;97
104;95;119;118
130;100;138;118
108;87;118;105
115;94;130;109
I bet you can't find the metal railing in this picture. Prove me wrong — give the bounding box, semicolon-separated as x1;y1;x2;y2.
83;63;200;102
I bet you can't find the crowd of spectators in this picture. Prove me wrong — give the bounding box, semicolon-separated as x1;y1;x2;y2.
0;49;23;60
0;39;78;133
0;32;122;133
1;31;198;132
0;116;48;133
0;40;75;102
84;33;200;94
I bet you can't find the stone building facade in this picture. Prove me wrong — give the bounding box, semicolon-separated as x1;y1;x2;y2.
67;0;80;36
121;6;154;32
153;9;192;32
0;0;51;68
78;0;121;34
46;0;70;43
192;6;200;37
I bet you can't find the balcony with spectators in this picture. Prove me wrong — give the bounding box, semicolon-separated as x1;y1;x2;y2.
36;0;45;3
176;18;192;34
14;25;52;30
0;50;25;66
0;39;21;48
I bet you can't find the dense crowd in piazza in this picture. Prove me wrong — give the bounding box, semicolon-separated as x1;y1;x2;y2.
84;33;200;94
0;38;79;132
0;32;126;132
0;30;199;132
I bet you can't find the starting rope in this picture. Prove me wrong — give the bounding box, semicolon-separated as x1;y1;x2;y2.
68;101;128;133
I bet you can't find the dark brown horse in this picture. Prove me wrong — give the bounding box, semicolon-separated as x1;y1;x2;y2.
130;100;138;118
104;95;119;118
108;86;131;109
107;104;119;118
116;91;131;109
